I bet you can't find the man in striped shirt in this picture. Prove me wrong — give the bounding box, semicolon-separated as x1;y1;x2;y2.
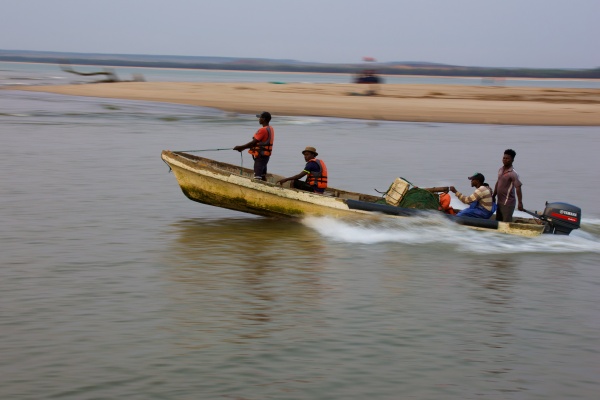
492;149;523;222
450;173;496;219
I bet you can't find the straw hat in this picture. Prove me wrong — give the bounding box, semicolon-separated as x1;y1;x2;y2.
302;146;318;156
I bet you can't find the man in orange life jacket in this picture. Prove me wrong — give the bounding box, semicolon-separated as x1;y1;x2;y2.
277;146;328;194
233;111;274;181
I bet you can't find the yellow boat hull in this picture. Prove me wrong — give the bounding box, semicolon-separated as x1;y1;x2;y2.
161;151;545;237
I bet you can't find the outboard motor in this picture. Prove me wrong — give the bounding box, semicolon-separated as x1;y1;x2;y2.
526;202;582;235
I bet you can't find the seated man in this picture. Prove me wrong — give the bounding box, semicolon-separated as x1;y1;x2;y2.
450;172;496;219
277;146;328;194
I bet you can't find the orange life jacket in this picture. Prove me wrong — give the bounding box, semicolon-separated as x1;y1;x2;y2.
438;192;456;215
248;126;274;157
306;158;328;189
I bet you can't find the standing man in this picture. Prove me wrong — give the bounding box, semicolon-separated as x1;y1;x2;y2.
233;111;274;181
277;146;328;194
450;172;496;219
492;149;523;222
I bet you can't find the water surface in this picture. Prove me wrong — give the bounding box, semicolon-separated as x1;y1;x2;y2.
1;70;600;400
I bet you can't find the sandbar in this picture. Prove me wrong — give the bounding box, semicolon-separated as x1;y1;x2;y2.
13;82;600;126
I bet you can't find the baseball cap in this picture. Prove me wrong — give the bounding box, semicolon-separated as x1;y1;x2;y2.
468;172;485;182
256;111;271;120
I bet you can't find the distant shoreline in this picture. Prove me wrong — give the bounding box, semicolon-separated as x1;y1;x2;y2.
12;81;600;126
3;61;600;85
1;50;599;79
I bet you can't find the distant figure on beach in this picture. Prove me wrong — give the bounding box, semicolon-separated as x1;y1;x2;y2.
450;173;496;219
277;146;328;194
492;149;523;222
234;111;274;181
354;69;381;84
353;69;382;95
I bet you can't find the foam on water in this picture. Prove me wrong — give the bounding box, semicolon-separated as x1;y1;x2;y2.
302;215;600;254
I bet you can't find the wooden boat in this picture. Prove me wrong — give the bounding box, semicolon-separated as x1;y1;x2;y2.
161;150;581;237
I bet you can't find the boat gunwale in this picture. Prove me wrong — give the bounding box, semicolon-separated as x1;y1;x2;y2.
163;150;381;203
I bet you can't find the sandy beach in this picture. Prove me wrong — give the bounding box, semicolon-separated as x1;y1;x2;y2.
14;82;600;126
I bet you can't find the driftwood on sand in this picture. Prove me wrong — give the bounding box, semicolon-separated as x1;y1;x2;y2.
60;61;144;83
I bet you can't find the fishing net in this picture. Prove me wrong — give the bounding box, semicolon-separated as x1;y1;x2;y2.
398;188;440;210
375;180;442;210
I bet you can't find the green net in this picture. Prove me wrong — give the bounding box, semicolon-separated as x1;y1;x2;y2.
398;188;440;210
375;180;442;210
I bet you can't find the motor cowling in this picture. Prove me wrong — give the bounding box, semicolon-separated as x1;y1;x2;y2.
542;202;581;235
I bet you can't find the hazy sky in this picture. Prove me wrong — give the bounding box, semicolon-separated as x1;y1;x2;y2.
2;0;598;68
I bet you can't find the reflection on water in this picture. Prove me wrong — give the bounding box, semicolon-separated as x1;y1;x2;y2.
464;260;518;380
468;259;518;306
163;218;329;346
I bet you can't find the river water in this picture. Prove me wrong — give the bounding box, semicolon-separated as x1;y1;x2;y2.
1;63;600;399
